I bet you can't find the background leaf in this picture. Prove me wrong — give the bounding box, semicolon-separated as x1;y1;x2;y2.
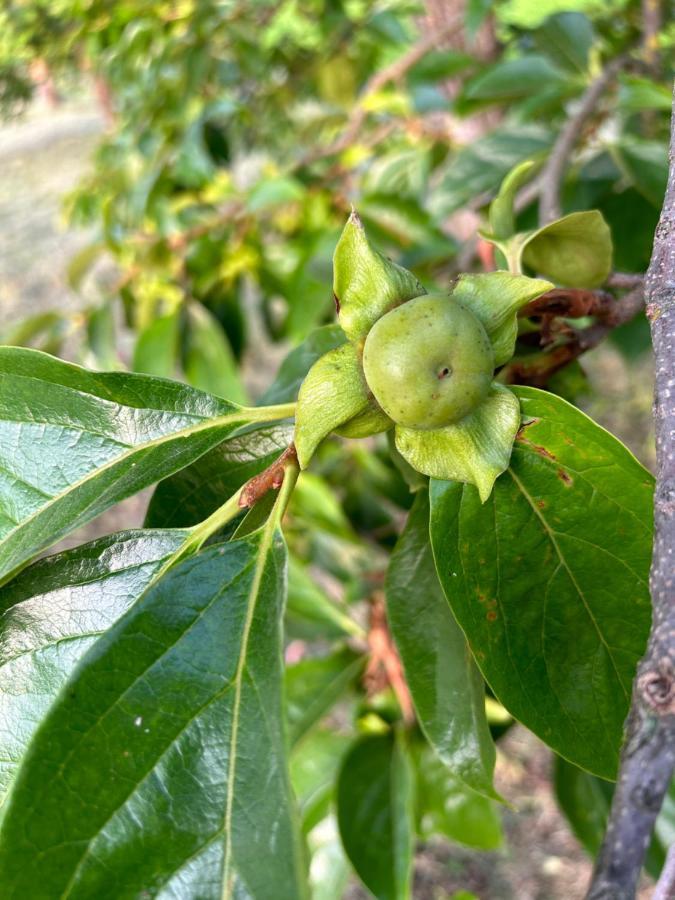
183;301;247;404
337;731;414;900
413;740;502;850
430;387;653;779
386;492;497;799
286;648;364;745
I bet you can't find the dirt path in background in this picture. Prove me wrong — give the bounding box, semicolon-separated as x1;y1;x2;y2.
0;102;102;329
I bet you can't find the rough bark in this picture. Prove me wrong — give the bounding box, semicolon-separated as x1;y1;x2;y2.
586;92;675;900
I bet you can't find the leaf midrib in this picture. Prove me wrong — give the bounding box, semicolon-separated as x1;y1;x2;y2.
0;409;247;585
507;468;629;702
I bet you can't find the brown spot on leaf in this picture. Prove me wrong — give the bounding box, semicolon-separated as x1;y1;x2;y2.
536;499;547;509
486;610;498;622
557;469;573;487
516;434;556;461
333;292;340;314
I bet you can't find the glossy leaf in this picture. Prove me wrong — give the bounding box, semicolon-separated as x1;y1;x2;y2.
396;384;521;502
0;530;308;898
430;387;653;778
333;210;424;342
145;421;293;527
413;741;502;850
386;492;498;800
183;301;247;404
521;210;612;288
0;348;264;585
337;731;414;900
295;342;384;467
452;272;552;366
0;529;189;810
286;647;364;745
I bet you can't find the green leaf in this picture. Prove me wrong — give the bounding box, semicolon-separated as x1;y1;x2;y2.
183;301;248;404
86;302;119;370
337;731;414;900
132;309;180;377
451;272;553;366
413;740;502;850
430;125;553;217
67;242;105;291
259;324;347;405
291;729;352;833
333;211;424;342
489;160;537;240
387;492;498;800
0;347;271;586
553;756;613;857
533;12;594;74
430;387;653;778
295;342;387;467
146;421;293;527
286;556;364;641
613;139;669;207
0;528;308;898
0;529;189;811
396;384;521;503
462;56;569;104
618;76;673;113
521;210;612;288
286;647;364;745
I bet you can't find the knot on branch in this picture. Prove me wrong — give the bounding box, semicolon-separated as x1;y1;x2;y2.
638;658;675;715
629;771;664;813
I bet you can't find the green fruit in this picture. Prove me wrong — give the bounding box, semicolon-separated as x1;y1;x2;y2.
362;293;494;429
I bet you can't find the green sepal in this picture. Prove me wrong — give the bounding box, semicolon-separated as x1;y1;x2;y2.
451;272;552;366
333;210;425;342
520;210;612;287
335;404;392;438
488;160;537;240
394;384;521;502
295;342;376;467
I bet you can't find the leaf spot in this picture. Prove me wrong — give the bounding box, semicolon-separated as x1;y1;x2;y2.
557;469;573;487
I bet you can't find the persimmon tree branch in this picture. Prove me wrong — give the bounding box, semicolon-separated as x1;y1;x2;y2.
586;92;675;900
539;55;626;225
501;282;645;386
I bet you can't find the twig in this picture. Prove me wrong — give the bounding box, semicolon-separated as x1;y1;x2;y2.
642;0;662;77
539;56;626;226
238;445;298;508
586;92;675;900
653;842;675;900
503;283;645;386
364;592;415;724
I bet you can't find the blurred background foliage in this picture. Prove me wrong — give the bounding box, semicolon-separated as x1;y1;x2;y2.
0;0;673;405
0;2;674;896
